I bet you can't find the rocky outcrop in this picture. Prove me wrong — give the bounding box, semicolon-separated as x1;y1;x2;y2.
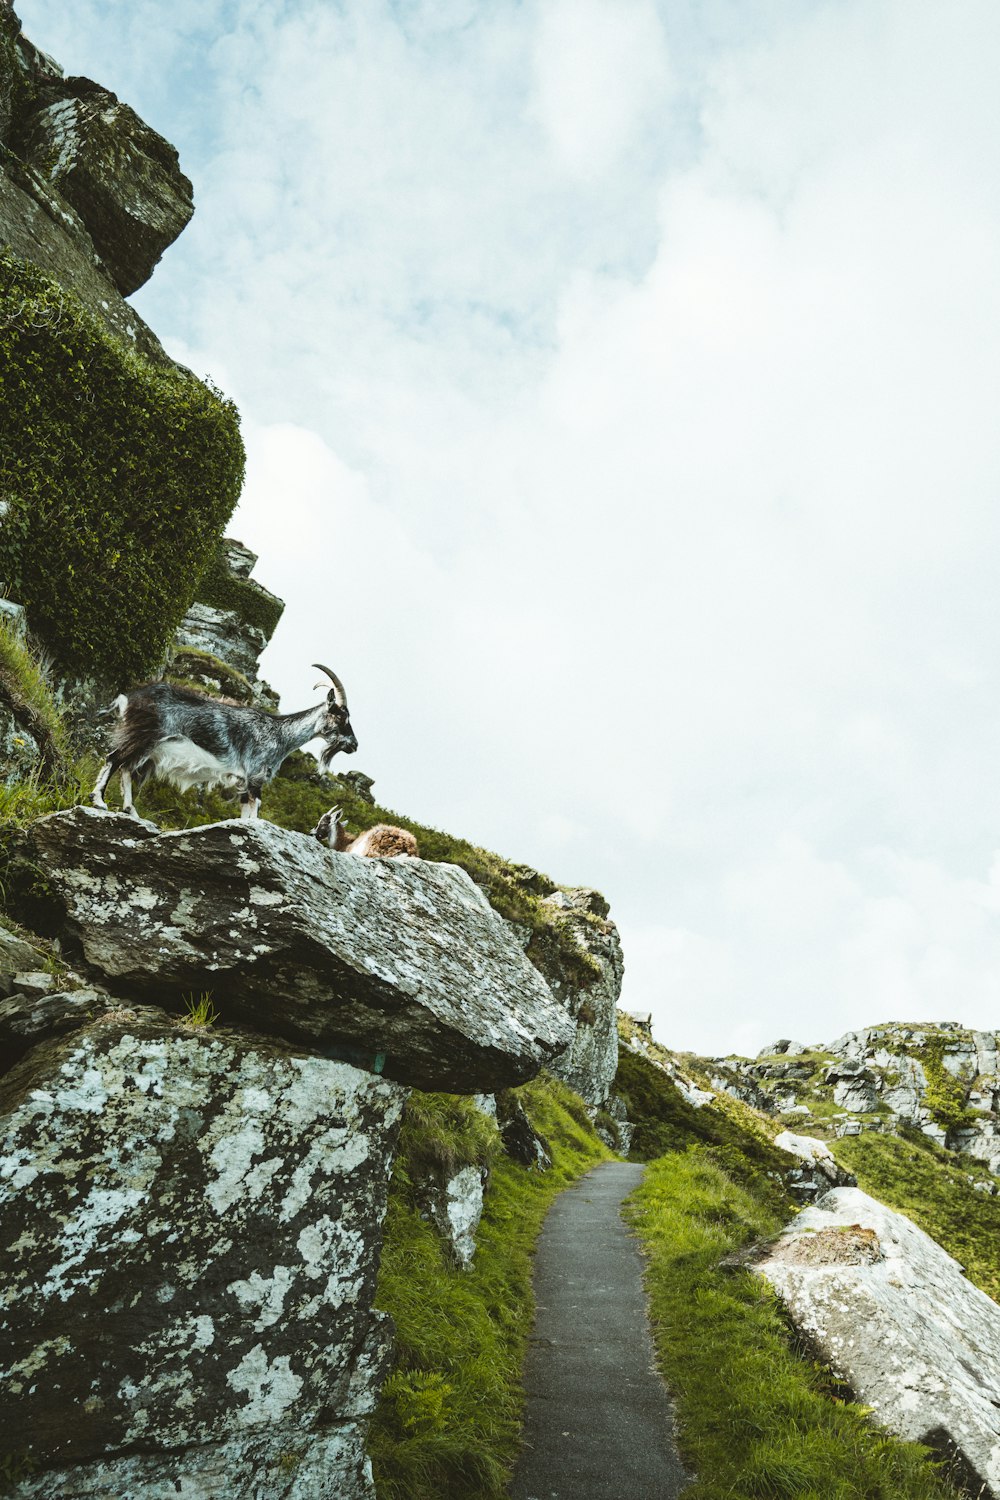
773;1131;856;1203
538;888;622;1110
753;1187;1000;1498
0;797;586;1496
19;80;193;295
0;1007;405;1500
171;539;284;706
1;8;189;361
21;808;574;1093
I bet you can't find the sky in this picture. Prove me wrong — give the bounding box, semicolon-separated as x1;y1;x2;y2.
17;0;1000;1057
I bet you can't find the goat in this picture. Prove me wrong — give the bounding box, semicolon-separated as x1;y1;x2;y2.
91;664;357;821
313;806;419;859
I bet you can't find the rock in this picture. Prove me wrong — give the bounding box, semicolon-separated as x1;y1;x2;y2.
833;1075;880;1113
537;887;623;1110
497;1091;552;1170
757;1039;807;1057
0;13;178;363
173;600;271;683
0;986;112;1045
623;1009;652;1032
22;808;574;1094
774;1131;856;1202
0;1009;406;1499
20;79;193;295
0;921;42;995
754;1188;1000;1499
421;1164;487;1269
8;970;55;998
341;771;377;805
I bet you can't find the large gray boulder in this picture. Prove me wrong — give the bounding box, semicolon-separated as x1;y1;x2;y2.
23;808;574;1093
0;1009;406;1499
754;1187;1000;1497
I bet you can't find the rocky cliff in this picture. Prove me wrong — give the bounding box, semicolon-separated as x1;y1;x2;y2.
0;5;244;693
0;811;577;1498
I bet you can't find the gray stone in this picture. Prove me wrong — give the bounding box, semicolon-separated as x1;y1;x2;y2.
21;81;193;296
9;969;55;998
421;1164;487;1269
539;888;622;1109
0;921;42;996
774;1130;856;1202
0;987;118;1050
23;808;574;1093
497;1091;552;1170
0;1010;406;1499
833;1075;880;1113
754;1188;1000;1498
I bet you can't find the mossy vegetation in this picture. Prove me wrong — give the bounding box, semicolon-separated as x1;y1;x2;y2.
913;1038;976;1133
369;1075;610;1500
627;1152;962;1500
833;1128;1000;1302
0;250;244;684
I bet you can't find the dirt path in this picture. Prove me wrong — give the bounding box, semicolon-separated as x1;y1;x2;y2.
509;1160;688;1500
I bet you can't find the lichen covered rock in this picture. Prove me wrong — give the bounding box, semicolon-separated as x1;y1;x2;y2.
23;808;573;1093
754;1187;1000;1498
0;1010;406;1498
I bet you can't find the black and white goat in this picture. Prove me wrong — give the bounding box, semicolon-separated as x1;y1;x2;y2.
91;664;357;820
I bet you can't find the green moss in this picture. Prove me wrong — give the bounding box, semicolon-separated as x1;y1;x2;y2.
0;251;244;684
914;1039;976;1133
627;1153;962;1500
833;1129;1000;1302
193;542;284;640
370;1076;610;1499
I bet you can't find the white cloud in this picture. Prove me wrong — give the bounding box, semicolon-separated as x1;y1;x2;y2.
16;0;1000;1056
531;0;674;178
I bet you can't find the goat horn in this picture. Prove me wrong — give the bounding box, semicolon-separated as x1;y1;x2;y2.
312;663;348;707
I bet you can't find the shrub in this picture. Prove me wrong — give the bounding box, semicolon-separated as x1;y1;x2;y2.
0;251;244;685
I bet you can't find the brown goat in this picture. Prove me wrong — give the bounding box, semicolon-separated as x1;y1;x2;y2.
313;806;419;859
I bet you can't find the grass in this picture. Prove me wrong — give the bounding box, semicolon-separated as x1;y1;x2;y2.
0;617;70;777
181;991;219;1027
833;1128;1000;1302
369;1075;611;1500
627;1150;963;1500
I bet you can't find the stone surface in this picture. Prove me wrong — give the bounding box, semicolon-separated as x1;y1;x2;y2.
24;808;574;1093
774;1130;856;1203
0;1010;406;1499
1;13;174;364
754;1187;1000;1498
421;1163;487;1270
539;888;623;1109
497;1091;553;1170
0;920;42;995
21;79;193;295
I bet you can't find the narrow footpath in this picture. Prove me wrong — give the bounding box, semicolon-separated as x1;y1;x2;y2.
509;1160;688;1500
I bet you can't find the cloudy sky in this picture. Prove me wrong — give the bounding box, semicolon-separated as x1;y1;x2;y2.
18;0;1000;1056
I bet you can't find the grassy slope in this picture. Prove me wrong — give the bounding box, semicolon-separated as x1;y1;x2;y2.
617;1043;964;1500
369;1077;610;1500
